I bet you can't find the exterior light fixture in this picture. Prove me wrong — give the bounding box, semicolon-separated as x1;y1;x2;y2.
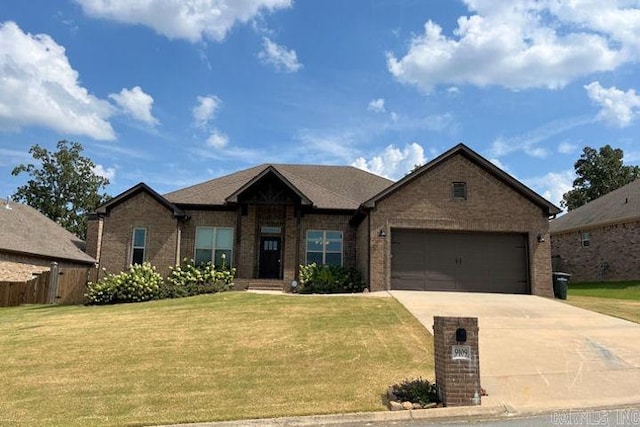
378;229;386;238
537;234;545;243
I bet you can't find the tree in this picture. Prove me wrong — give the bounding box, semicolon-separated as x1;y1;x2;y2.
12;140;111;239
561;145;640;211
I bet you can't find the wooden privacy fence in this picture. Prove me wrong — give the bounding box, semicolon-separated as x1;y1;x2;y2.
0;264;90;307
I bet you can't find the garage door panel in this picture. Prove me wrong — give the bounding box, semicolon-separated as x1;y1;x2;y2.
391;230;529;294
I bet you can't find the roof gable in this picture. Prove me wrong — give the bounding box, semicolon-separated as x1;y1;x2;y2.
363;143;561;216
164;164;392;210
0;202;96;264
550;178;640;233
225;166;312;205
96;183;185;217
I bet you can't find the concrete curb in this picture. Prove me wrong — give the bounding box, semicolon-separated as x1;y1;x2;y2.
162;405;508;426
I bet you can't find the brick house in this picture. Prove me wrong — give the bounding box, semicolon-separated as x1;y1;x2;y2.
87;144;560;295
550;178;640;282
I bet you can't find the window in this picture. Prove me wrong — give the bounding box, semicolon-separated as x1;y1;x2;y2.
306;230;343;266
452;182;467;200
195;227;234;267
131;228;146;265
581;232;591;248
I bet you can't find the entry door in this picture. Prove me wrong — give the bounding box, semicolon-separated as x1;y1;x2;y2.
259;236;281;279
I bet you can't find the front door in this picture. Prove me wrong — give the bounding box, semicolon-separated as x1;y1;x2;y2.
259;236;281;279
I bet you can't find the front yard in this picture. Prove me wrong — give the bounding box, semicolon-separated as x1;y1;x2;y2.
0;292;433;426
566;280;640;324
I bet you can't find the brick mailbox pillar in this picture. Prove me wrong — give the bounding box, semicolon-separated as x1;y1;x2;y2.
433;316;481;407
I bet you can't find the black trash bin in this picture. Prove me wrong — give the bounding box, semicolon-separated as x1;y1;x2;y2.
552;272;571;300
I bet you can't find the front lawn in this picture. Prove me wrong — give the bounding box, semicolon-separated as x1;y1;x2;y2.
0;292;433;426
568;280;640;300
566;281;640;324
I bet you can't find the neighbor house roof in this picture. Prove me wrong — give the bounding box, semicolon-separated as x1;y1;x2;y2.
363;143;562;216
0;202;96;264
550;178;640;234
165;164;393;210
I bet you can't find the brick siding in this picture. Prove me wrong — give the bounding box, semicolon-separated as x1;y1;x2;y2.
551;219;640;282
356;216;370;284
0;252;90;270
98;192;178;278
368;154;553;295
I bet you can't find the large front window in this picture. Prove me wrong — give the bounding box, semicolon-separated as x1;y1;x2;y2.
195;227;234;267
306;230;343;266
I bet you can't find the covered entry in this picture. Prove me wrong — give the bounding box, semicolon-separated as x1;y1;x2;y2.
391;229;529;294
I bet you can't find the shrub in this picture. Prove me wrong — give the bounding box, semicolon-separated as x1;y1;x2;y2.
86;262;163;305
164;258;235;298
389;377;440;407
85;274;117;305
297;263;367;294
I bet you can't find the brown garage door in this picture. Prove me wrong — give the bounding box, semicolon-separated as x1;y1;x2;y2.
391;230;529;294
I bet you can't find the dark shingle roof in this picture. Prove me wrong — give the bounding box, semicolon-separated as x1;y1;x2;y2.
550;179;640;234
164;164;393;210
0;202;96;264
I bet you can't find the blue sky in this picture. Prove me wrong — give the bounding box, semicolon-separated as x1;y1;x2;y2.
1;0;640;210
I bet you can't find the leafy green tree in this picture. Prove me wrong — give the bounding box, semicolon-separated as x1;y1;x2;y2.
11;140;111;239
562;145;640;211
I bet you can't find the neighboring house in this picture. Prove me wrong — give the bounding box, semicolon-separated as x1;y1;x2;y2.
550;179;640;282
87;144;560;295
0;201;97;273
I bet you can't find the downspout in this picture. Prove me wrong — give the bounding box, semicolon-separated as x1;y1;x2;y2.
95;216;104;281
175;218;182;266
294;206;302;281
366;212;371;290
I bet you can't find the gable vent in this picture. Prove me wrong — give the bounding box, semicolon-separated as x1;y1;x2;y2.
452;182;467;200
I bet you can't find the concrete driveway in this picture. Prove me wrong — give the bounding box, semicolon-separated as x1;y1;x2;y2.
390;291;640;413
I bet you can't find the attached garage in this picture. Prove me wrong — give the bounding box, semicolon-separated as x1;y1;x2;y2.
391;229;529;294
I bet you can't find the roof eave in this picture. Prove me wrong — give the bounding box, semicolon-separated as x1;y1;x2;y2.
96;183;186;218
0;247;96;265
550;214;640;235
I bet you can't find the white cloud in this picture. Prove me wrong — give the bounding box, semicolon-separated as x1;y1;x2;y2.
92;164;116;181
206;129;229;149
258;37;302;73
524;169;575;209
0;21;115;140
352;142;426;180
108;86;158;126
388;1;635;91
557;141;578;155
367;98;386;113
488;157;508;172
295;129;360;164
489;116;593;159
76;0;292;43
584;81;640;128
192;95;222;128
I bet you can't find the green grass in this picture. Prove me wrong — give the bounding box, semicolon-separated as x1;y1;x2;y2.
0;292;433;426
568;280;640;300
566;281;640;324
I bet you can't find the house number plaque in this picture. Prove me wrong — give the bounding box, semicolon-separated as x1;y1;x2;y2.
451;345;471;360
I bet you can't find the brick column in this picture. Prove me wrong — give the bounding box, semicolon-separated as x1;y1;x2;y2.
433;316;481;407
